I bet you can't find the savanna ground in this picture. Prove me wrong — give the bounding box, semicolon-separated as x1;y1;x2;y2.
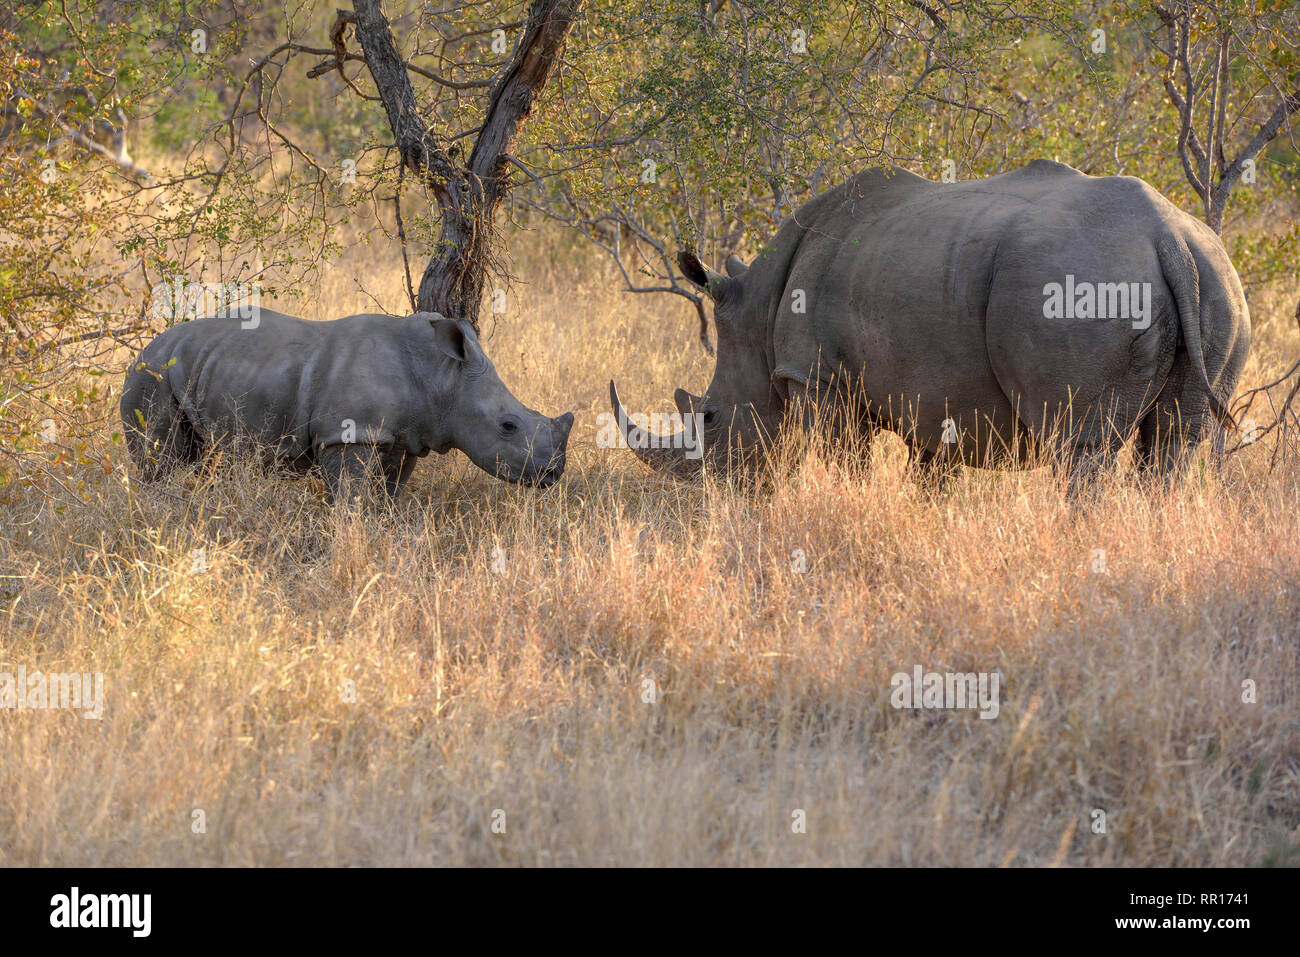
2;238;1298;867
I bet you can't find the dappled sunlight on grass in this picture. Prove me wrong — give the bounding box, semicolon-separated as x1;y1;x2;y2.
1;251;1298;865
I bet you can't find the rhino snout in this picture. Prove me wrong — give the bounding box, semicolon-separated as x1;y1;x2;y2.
520;411;574;487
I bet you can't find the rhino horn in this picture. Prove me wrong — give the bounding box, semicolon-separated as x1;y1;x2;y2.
609;380;702;476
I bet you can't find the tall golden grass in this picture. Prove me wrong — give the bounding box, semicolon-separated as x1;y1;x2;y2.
1;241;1297;866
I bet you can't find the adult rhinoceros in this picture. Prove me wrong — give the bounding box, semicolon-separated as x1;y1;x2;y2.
122;308;573;500
611;160;1250;491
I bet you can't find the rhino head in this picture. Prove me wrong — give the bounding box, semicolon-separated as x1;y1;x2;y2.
610;251;782;477
431;317;574;487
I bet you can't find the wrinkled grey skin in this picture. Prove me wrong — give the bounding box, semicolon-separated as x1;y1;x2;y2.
122;308;573;501
612;160;1250;491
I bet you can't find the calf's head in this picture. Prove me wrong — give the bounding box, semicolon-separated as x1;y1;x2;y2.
610;251;780;477
432;318;573;487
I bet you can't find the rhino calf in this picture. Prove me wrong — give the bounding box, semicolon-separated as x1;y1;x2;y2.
121;308;573;500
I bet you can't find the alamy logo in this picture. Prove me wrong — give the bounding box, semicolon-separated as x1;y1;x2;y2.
1043;275;1151;329
890;665;1001;719
0;667;103;719
50;887;151;937
595;409;706;459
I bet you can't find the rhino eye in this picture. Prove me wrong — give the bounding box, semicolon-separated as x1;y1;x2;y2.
702;409;716;425
500;420;518;436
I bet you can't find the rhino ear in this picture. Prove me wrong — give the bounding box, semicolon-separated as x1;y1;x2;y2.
678;250;710;288
432;318;482;364
724;255;749;278
674;388;703;416
677;250;732;302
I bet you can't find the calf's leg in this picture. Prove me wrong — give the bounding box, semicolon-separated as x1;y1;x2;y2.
318;442;387;505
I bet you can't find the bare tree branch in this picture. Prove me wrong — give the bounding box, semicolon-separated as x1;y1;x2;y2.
349;0;582;324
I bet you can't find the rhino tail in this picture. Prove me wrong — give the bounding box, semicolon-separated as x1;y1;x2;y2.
1156;234;1236;432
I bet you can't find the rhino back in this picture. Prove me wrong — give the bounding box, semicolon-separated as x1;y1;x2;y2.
145;310;432;461
770;165;1018;448
767;161;1225;453
303;314;445;451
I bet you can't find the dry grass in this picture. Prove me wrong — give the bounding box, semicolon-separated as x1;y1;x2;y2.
2;241;1298;866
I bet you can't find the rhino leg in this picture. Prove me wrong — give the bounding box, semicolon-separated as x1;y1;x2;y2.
908;444;959;494
1057;424;1128;499
787;379;875;473
382;451;418;499
1134;316;1248;489
1134;401;1210;488
318;442;387;505
121;369;201;481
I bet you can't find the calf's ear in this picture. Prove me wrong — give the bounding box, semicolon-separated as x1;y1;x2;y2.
432;318;483;364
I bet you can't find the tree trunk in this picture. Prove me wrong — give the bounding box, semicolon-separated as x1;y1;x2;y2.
351;0;582;326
